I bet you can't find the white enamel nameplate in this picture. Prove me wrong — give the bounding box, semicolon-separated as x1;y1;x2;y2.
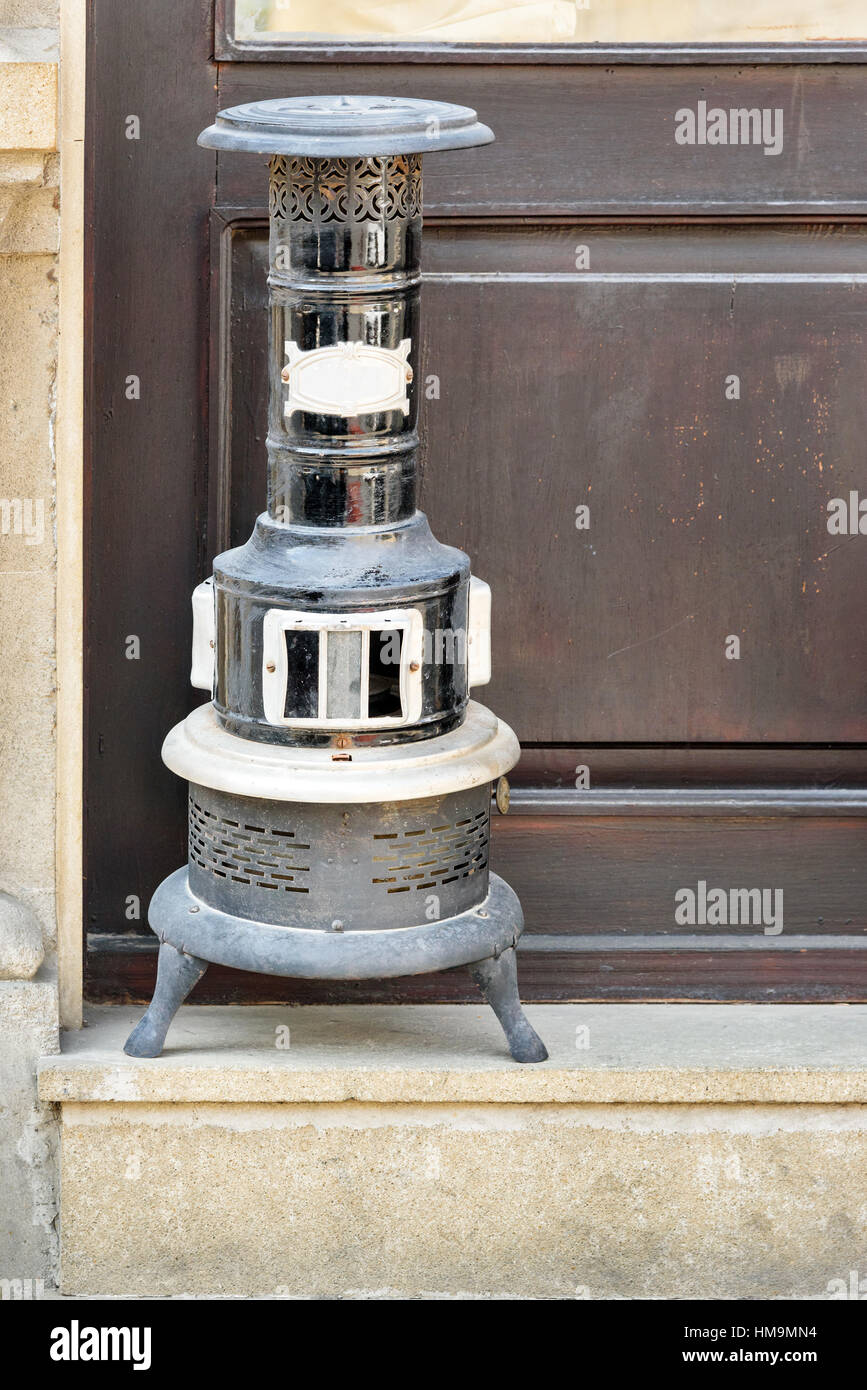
282;339;413;419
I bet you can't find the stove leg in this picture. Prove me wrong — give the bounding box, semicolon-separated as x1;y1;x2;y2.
469;947;548;1064
123;942;209;1058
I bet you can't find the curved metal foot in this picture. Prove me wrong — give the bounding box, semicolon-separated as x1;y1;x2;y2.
469;946;548;1064
124;941;209;1058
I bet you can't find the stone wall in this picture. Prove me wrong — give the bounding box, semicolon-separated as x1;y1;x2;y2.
0;16;57;961
0;5;60;1292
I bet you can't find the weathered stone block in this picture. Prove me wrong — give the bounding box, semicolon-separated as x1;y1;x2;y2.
40;1004;867;1299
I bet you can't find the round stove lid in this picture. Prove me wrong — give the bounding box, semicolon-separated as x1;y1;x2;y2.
197;94;494;157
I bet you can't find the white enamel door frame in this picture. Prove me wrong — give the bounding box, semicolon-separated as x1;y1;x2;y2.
261;606;424;730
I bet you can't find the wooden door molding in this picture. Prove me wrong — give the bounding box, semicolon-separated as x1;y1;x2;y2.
214;1;867;63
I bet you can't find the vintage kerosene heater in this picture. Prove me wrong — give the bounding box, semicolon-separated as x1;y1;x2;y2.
125;96;547;1064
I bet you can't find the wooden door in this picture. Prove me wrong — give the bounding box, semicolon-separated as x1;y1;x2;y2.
85;2;867;1002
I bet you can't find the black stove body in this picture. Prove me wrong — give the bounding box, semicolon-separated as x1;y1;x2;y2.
124;96;547;1064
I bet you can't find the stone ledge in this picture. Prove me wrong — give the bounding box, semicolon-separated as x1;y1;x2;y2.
46;1003;867;1297
39;1002;867;1104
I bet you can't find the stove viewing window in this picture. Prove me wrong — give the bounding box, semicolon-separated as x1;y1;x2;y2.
261;608;424;730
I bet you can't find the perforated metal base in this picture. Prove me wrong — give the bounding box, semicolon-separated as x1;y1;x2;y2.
187;782;490;931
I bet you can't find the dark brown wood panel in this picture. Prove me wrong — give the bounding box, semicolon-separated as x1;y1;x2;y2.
85;0;217;969
215;64;867;215
514;746;867;788
212;218;867;743
492;811;867;936
85;940;867;1006
513;947;867;1002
